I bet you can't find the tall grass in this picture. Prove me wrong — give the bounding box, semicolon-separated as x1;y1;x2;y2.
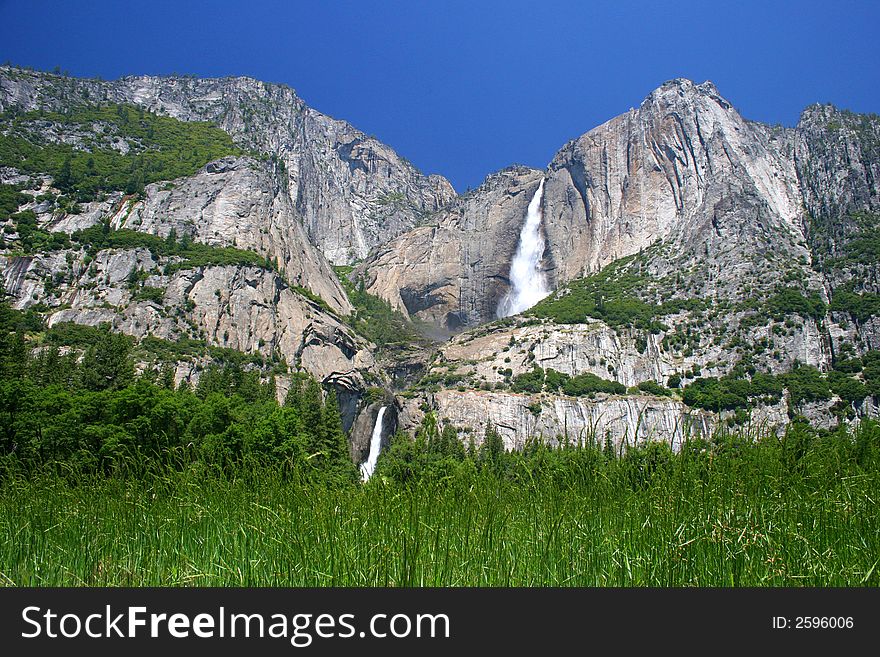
1;423;878;587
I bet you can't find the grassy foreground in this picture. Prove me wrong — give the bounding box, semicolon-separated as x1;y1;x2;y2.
2;426;878;587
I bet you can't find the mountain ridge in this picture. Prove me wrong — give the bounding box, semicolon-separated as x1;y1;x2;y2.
2;65;879;455
0;65;456;264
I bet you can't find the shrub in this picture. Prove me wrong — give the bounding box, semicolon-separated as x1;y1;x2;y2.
561;372;625;397
132;286;165;304
637;380;671;397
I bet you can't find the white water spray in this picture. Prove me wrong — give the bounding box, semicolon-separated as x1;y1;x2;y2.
497;178;550;317
359;406;387;481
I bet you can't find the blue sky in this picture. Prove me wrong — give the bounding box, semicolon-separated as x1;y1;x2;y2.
1;0;878;192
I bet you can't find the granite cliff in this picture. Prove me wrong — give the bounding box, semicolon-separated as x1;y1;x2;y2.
359;79;879;445
0;66;455;264
2;67;879;454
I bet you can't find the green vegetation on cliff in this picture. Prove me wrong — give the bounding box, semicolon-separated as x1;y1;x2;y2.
0;183;27;220
830;286;880;323
809;211;880;272
69;221;271;272
808;210;880;324
507;365;626;397
0;103;241;200
334;265;426;349
529;255;702;328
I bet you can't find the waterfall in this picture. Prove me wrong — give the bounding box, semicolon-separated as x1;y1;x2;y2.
497;178;549;317
359;406;387;481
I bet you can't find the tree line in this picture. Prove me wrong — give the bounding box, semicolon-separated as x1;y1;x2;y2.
0;289;355;482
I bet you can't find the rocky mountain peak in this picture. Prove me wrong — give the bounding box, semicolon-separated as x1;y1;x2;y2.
645;77;724;101
797;102;849;128
359;78;842;335
542;77;806;289
637;78;733;121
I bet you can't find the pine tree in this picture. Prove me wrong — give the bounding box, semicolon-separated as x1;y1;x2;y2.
159;365;176;390
165;227;178;252
56;156;73;192
80;328;133;391
480;421;505;471
322;389;357;482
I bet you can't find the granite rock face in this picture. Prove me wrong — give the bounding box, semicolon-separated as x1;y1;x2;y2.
114;155;351;314
357;166;545;329
431;389;714;452
436;315;831;390
1;154;353;314
0;66;456;264
1;250;382;401
360;79;820;329
416;311;851;438
542;79;807;281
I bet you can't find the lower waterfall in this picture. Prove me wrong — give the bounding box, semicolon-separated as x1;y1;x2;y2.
359;406;387;481
497;178;550;317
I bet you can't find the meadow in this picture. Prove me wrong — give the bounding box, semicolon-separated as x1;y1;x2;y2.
2;420;878;587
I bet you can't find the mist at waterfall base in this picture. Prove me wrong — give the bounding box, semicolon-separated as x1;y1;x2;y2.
497;179;550;318
359;406;387;481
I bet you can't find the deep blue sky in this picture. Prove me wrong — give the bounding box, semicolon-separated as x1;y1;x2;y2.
1;0;878;192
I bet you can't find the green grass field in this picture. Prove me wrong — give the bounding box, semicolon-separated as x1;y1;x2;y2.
2;425;878;587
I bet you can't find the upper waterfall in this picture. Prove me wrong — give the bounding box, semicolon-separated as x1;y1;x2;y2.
497;178;550;317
